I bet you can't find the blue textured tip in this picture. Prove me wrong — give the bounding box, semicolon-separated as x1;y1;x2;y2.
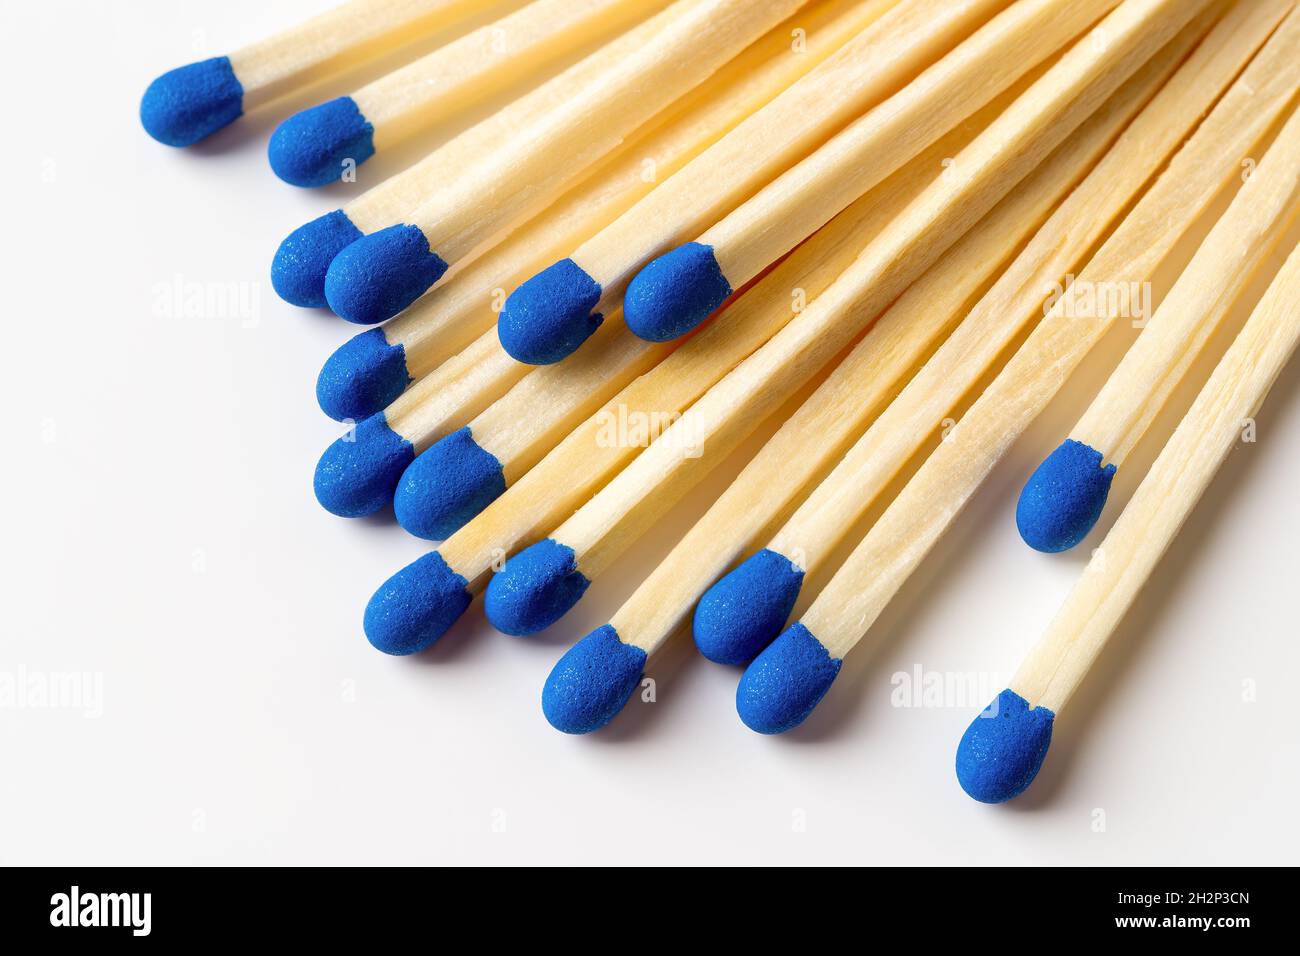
324;224;448;325
542;624;648;734
140;56;244;147
484;538;590;636
624;242;732;342
736;621;842;734
268;96;376;188
694;549;805;666
313;413;414;517
364;551;472;655
956;689;1055;803
498;259;604;365
393;427;507;540
316;328;411;422
272;209;364;308
1016;439;1117;553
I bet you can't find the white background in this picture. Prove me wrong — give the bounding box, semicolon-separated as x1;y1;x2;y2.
3;0;1298;865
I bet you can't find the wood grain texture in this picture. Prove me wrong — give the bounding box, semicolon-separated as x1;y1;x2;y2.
400;0;811;264
231;0;488;108
570;0;1004;309
798;6;1300;659
1017;240;1300;714
382;0;890;386
703;0;1124;292
1072;102;1300;464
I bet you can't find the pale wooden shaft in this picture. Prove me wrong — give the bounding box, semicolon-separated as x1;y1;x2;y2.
355;0;666;143
799;9;1300;659
1071;102;1300;464
469;56;1024;480
769;4;1253;572
1017;240;1300;714
408;0;810;263
705;0;1130;287
389;335;523;452
435;78;998;591
473;316;672;483
571;0;1008;303
609;19;1202;654
232;0;487;108
554;5;1147;579
342;0;821;232
384;0;896;378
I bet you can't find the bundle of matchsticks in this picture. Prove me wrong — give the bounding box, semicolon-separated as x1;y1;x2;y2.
142;0;1300;804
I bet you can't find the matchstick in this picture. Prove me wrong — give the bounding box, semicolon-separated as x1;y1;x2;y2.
487;3;1169;640
360;90;998;652
392;314;672;539
315;0;894;420
1016;101;1300;552
383;80;1021;538
272;0;870;310
958;239;1300;803
319;0;811;325
268;0;666;186
494;0;1006;365
620;0;1177;343
697;0;1275;666
140;0;486;146
731;7;1300;735
538;7;1224;731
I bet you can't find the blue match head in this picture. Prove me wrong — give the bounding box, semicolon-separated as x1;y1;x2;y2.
624;242;732;342
484;538;590;636
268;96;376;188
140;56;243;147
1016;439;1117;553
736;621;841;734
498;259;604;364
956;689;1055;803
694;548;805;666
364;551;472;655
325;224;448;325
313;413;414;517
271;209;364;308
393;427;506;540
316;328;411;422
542;624;648;734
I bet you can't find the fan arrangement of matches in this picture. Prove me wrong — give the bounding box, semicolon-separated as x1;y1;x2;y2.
142;0;1300;803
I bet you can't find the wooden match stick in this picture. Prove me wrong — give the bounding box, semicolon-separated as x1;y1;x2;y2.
315;0;896;420
731;5;1300;736
274;0;877;310
315;1;929;520
536;6;1229;731
1016;99;1300;552
359;86;1001;651
381;79;1024;538
697;0;1281;666
268;0;667;186
391;314;672;539
959;239;1300;803
320;0;811;325
141;0;487;146
620;0;1154;343
489;0;1182;646
495;0;1007;365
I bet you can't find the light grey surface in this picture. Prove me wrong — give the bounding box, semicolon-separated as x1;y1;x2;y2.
3;0;1297;865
